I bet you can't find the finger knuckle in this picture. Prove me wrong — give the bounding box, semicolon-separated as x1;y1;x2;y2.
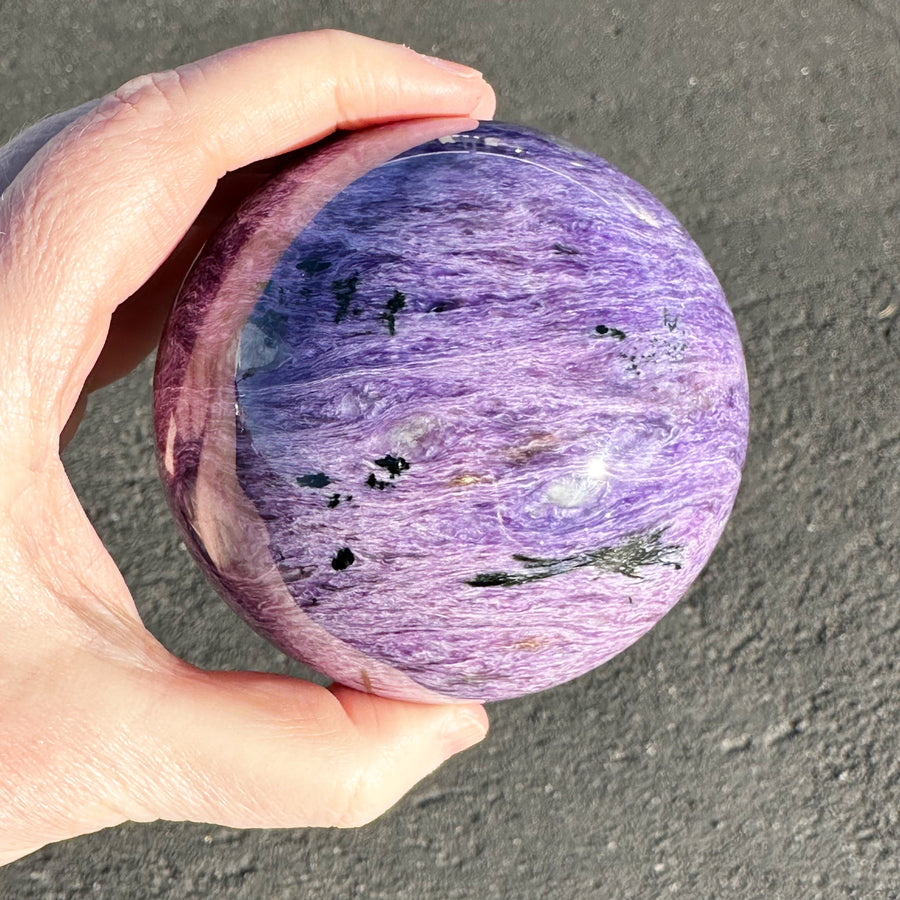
331;65;393;127
314;28;358;48
115;69;188;112
310;30;395;126
96;69;192;129
333;769;383;829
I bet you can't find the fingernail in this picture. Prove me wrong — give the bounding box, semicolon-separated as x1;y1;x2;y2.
469;86;497;122
419;54;484;78
442;707;489;756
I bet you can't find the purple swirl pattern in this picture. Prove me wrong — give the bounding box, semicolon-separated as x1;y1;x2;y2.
154;120;748;701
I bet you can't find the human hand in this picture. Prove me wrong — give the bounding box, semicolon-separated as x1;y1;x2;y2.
0;30;494;865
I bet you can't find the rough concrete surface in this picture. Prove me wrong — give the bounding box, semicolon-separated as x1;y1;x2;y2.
1;1;899;897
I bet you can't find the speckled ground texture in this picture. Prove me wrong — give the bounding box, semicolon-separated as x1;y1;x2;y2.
3;0;899;896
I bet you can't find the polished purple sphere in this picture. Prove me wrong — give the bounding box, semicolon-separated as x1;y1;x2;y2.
153;119;748;702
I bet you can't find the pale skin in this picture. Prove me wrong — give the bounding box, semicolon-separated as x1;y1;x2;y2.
0;30;495;866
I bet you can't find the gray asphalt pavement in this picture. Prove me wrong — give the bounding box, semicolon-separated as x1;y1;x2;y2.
1;1;899;897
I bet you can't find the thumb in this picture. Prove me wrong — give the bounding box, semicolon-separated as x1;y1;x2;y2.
125;665;489;829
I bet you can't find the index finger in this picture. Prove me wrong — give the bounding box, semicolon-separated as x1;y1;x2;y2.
0;30;495;462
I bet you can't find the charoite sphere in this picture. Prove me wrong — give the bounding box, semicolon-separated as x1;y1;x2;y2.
153;119;748;702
